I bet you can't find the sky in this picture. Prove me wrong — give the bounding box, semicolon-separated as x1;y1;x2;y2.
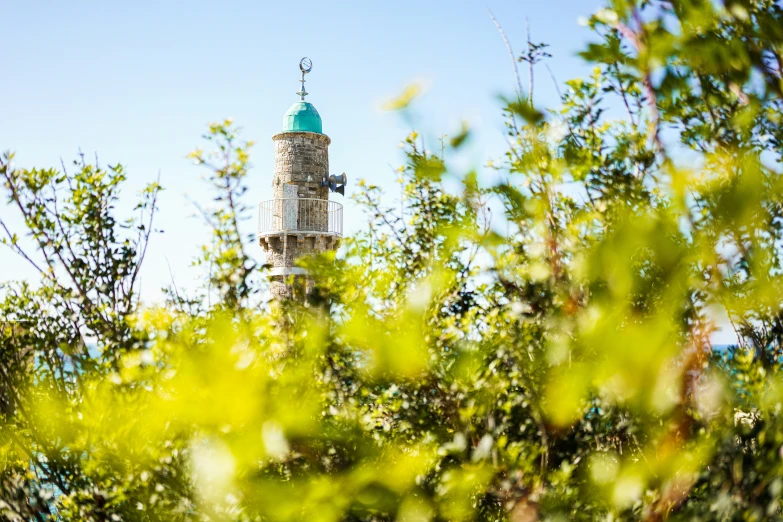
0;0;738;343
1;0;605;291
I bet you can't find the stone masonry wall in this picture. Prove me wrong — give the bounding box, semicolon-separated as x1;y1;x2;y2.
264;131;337;300
272;132;330;200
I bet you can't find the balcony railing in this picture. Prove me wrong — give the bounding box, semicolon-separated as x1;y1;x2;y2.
258;198;343;237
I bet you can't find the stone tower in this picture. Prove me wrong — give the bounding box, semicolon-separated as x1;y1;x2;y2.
259;59;344;300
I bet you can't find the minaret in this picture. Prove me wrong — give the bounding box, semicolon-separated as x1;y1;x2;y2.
259;58;345;300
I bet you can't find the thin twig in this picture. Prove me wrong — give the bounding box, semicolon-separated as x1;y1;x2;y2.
527;17;534;106
487;8;523;97
165;256;184;307
544;64;563;100
129;170;161;297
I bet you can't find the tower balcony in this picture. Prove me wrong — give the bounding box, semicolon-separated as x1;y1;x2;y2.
258;198;343;241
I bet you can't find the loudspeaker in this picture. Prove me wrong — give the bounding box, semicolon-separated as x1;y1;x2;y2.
323;173;348;195
331;173;347;185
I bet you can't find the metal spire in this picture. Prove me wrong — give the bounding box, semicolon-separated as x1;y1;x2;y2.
297;57;312;101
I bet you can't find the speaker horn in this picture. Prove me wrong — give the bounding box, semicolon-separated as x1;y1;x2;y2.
330;173;347;185
324;172;348;195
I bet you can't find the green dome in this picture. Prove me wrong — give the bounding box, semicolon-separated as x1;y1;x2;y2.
283;101;323;133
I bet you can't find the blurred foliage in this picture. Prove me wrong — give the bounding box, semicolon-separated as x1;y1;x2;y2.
1;0;783;520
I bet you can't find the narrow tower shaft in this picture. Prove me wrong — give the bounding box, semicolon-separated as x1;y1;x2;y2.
259;59;343;300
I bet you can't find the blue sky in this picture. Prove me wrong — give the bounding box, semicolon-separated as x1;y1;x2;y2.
2;0;606;298
1;0;741;343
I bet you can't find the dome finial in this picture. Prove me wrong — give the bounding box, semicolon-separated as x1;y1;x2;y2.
297;57;313;101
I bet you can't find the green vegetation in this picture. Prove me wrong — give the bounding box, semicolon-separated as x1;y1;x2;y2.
1;1;783;520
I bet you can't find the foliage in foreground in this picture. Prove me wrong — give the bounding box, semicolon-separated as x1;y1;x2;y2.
1;1;783;520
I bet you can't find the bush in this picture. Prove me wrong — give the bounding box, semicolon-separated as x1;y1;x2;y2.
1;1;783;520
